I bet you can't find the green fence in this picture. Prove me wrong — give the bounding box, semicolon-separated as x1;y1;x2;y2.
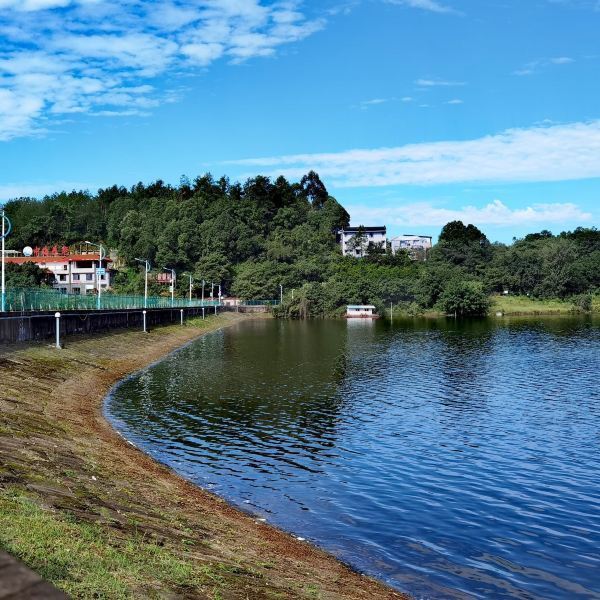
3;288;221;313
242;299;280;306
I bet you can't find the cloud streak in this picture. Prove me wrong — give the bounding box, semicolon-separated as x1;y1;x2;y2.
228;120;600;187
349;200;593;227
0;0;323;140
385;0;457;14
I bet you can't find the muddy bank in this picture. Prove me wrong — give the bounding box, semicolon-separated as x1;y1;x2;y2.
0;313;406;599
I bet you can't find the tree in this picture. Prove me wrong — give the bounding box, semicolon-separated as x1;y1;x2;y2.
437;280;490;317
300;171;329;209
346;226;368;257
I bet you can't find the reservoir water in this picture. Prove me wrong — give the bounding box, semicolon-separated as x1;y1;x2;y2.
106;317;600;599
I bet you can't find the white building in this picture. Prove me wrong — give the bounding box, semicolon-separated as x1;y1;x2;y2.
345;305;378;318
5;246;113;294
339;226;387;257
390;235;432;259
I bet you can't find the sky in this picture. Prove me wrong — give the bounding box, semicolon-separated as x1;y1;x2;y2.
0;0;599;242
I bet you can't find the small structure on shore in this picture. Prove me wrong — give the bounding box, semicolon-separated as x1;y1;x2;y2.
345;305;378;319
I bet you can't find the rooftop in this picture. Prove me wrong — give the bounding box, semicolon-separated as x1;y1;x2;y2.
341;226;387;233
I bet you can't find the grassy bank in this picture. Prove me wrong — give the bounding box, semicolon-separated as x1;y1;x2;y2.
489;295;598;316
0;314;403;600
383;294;599;320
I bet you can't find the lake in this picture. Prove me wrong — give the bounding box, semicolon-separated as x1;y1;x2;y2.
105;317;600;599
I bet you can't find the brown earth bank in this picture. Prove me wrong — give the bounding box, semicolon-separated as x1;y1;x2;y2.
0;313;408;600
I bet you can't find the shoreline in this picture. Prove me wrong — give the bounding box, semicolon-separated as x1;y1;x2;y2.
0;313;405;599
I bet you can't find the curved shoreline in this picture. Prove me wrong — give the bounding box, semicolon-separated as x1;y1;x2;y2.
0;314;406;599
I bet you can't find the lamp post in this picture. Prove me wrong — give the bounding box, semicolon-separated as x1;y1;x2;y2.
1;208;12;313
184;273;193;303
135;258;150;309
85;240;105;310
164;267;176;306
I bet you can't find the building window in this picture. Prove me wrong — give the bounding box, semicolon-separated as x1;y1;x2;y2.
86;273;93;281
59;287;67;293
72;273;80;281
72;288;80;295
58;274;66;282
63;264;68;270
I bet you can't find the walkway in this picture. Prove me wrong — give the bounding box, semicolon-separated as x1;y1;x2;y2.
0;551;67;599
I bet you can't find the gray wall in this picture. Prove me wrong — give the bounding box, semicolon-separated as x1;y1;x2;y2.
0;306;223;344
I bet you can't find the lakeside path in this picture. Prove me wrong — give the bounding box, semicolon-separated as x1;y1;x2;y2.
0;313;406;599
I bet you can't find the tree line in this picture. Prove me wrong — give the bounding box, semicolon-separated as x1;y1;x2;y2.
3;172;599;316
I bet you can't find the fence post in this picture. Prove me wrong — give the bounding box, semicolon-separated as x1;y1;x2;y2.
214;304;217;315
180;309;184;325
142;310;147;333
55;312;61;348
202;307;205;320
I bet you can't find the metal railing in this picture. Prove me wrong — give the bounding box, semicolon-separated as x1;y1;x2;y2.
242;299;280;306
2;287;221;313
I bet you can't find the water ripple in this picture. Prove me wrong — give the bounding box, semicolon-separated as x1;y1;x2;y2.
106;317;600;599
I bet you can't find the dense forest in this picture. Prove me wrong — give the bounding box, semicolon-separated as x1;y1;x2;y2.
3;172;599;316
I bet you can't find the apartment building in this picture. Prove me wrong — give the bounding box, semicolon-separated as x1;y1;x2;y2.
5;245;113;294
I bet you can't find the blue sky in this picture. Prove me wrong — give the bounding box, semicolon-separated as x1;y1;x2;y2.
0;0;599;242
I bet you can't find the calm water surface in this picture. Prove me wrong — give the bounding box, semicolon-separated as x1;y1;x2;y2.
106;317;600;599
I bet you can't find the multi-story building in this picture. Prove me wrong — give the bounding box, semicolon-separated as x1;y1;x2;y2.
390;235;432;259
339;226;387;257
4;245;113;294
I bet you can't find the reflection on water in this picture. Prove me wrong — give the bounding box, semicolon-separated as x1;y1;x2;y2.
106;317;600;599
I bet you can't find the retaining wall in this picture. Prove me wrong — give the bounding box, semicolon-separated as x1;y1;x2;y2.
0;306;223;344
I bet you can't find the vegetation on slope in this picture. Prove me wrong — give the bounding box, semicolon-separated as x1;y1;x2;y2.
3;172;599;317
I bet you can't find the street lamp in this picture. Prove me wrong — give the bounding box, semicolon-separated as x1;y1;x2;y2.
183;273;193;303
163;267;176;306
85;241;105;310
135;258;150;309
1;208;12;313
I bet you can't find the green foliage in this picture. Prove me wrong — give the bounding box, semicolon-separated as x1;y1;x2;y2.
5;263;48;287
437;280;491;317
3;183;599;317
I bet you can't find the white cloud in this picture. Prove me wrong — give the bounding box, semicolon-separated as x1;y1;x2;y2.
446;98;463;104
385;0;456;14
514;56;575;76
349;200;592;227
416;78;466;87
0;0;323;140
228;120;600;187
0;180;96;199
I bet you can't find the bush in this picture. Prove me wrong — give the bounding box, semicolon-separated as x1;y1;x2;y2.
572;294;593;313
437;280;490;317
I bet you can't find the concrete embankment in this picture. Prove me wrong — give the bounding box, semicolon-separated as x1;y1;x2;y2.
0;313;406;599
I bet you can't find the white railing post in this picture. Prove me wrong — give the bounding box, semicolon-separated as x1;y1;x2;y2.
180;309;184;325
202;307;205;320
55;312;61;348
142;310;147;333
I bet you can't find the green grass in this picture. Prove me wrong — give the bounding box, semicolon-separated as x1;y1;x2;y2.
0;488;226;599
490;295;582;315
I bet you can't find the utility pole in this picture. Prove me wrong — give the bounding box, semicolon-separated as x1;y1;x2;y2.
85;241;105;310
135;258;150;309
201;279;205;303
1;209;12;313
187;273;193;303
163;267;175;307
